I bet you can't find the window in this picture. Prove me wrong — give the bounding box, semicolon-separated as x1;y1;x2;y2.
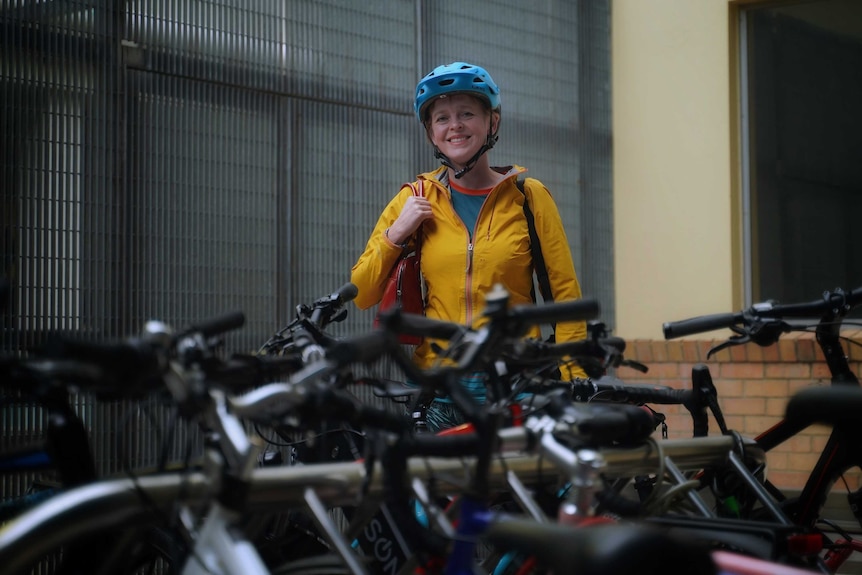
740;0;862;304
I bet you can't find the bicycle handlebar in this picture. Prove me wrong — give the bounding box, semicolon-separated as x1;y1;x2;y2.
508;298;600;325
662;312;744;340
229;379;410;434
379;297;599;343
326;330;396;365
329;281;359;305
515;374;691;407
37;310;248;397
663;285;862;340
573;376;692;405
376;309;466;340
309;282;358;326
181;310;246;339
38;336;165;395
380;295;599;343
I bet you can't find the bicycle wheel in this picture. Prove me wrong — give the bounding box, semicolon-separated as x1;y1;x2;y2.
270;554;352;575
247;510;333;567
12;525;183;575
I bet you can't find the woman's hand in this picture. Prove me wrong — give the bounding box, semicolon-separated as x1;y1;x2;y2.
387;196;433;244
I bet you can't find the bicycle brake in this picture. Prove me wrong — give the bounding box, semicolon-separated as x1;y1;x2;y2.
706;325;750;359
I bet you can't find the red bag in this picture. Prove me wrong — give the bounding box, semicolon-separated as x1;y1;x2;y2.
374;181;425;345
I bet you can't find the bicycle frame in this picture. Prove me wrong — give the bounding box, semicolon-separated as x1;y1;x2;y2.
753;304;862;532
663;287;862;572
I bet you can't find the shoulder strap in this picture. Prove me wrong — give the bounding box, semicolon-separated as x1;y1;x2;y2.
408;180;424;254
516;178;553;305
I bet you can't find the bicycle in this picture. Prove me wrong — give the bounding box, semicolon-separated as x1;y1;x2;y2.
364;290;815;574
0;346;794;575
0;309;272;575
0;288;666;573
394;300;847;572
0;285;819;575
0;285;599;573
662;285;862;573
0;321;228;574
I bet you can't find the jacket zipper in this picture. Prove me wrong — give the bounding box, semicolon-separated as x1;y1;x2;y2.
465;241;474;324
448;176;510;325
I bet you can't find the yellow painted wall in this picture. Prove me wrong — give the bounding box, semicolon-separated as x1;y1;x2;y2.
612;0;739;339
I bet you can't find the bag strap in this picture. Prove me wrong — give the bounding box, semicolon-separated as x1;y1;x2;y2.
515;177;553;304
410;179;425;198
408;180;424;256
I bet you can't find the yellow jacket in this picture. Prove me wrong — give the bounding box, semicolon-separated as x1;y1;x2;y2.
351;166;587;377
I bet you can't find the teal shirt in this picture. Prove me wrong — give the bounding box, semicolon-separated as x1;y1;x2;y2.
450;188;488;240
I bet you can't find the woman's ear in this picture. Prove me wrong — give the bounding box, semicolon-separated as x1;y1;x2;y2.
490;110;501;137
424;122;436;145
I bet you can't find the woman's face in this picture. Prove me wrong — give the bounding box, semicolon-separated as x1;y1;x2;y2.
426;94;497;167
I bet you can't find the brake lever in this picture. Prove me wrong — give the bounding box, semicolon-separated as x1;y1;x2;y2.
597;338;648;374
618;359;649;373
707;324;750;359
329;307;348;324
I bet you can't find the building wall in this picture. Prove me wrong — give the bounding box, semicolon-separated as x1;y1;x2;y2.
616;331;862;490
612;0;737;340
611;0;860;492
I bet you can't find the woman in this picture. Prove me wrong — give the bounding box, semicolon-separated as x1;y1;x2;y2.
351;62;587;431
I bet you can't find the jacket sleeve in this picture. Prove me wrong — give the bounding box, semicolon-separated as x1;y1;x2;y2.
350;184;414;310
524;178;589;380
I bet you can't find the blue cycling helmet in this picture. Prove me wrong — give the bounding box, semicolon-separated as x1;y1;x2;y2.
414;62;501;123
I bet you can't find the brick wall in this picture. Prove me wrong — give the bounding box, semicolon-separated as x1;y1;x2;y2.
614;330;862;490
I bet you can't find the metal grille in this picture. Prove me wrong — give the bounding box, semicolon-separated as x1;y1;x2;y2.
1;0;612;502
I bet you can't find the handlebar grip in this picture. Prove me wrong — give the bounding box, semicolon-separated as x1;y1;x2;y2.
332;282;359;304
770;291;860;318
327;331;394;365
41;336;162;388
380;309;464;340
210;355;305;393
185;310;246;339
662;312;742;339
610;383;690;405
510;298;600;326
569;378;690;406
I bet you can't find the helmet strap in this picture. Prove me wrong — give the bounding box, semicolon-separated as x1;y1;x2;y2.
434;131;499;180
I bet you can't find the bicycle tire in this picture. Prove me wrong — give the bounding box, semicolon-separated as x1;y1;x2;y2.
270;554;353;575
13;524;182;575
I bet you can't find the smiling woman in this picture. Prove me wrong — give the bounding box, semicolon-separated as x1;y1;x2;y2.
425;94;500;180
350;62;589;432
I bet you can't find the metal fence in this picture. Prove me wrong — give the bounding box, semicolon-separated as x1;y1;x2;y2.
1;0;612;494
